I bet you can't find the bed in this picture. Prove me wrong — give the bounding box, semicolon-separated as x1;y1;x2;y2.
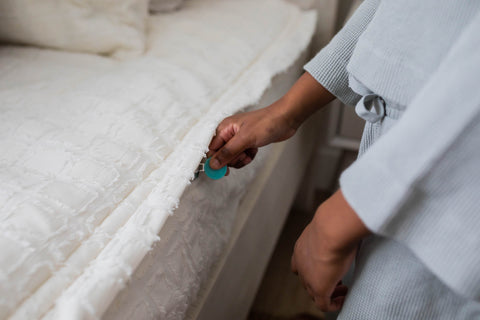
0;1;318;319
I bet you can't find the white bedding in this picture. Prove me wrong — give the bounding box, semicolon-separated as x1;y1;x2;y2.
0;1;316;319
104;53;309;320
104;145;272;320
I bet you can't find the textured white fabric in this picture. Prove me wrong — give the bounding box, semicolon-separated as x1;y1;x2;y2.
150;0;185;13
0;0;316;319
0;0;149;58
104;145;271;320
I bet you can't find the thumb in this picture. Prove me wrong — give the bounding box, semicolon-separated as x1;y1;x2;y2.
210;135;249;169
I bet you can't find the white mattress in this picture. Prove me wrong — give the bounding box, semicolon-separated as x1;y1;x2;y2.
104;144;272;320
103;51;309;320
0;1;316;319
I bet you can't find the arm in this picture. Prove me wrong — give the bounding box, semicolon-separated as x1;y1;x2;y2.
209;0;381;169
208;72;335;169
209;0;382;308
291;190;371;311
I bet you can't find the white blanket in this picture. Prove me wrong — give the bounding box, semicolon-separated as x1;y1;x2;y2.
0;0;316;319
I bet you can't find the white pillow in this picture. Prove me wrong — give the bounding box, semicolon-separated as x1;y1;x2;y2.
0;0;149;58
150;0;185;13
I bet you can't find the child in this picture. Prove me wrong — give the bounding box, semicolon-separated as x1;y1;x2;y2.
208;0;480;318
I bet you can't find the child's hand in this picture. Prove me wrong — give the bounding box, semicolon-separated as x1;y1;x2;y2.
291;190;371;312
208;100;297;170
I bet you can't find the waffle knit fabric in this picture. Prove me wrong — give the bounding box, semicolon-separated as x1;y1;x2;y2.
304;0;480;318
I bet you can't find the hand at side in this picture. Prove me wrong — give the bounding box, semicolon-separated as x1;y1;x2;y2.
291;190;371;312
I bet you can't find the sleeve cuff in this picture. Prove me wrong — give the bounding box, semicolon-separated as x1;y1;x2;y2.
303;0;381;106
304;45;361;106
339;158;409;233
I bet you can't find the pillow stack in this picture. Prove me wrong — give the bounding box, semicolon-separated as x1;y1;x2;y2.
0;0;186;58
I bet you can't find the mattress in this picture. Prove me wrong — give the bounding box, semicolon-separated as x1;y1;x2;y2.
102;49;310;320
0;1;316;319
103;143;273;320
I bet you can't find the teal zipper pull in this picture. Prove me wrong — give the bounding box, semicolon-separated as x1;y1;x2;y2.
203;157;227;180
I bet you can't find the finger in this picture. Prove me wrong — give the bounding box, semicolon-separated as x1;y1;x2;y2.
211;135;249;170
208;149;250;166
313;286;348;312
208;122;236;152
229;152;247;168
331;285;348;299
246;147;258;158
314;295;344;312
208;134;227;152
298;274;307;291
313;295;331;312
231;155;253;169
229;148;256;169
305;285;315;301
291;255;298;274
330;296;346;311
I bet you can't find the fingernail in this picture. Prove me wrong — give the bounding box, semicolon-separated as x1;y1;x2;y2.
210;158;220;169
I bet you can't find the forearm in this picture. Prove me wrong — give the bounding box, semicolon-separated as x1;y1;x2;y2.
268;72;336;130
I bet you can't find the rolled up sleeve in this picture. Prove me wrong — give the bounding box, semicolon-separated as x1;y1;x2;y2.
304;0;380;106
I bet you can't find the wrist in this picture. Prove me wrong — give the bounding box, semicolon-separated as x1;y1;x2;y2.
266;96;302;132
270;72;336;130
268;93;311;131
279;93;308;130
312;190;371;254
